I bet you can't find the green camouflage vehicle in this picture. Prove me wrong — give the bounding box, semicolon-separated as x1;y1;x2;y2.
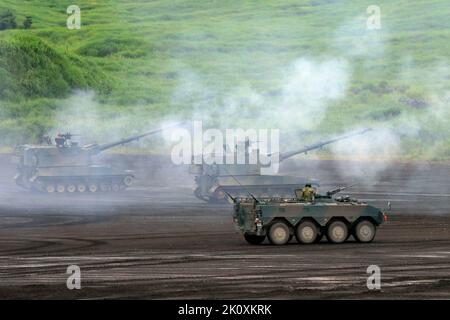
232;186;388;245
13;124;177;193
190;128;371;203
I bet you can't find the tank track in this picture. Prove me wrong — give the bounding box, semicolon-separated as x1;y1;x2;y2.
31;175;134;194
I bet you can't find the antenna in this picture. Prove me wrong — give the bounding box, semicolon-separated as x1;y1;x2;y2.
221;189;236;203
221;166;260;203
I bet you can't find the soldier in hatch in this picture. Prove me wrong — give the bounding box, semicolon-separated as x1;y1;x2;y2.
55;132;66;148
301;183;316;203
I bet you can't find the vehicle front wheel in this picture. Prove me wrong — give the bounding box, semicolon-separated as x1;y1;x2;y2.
244;233;265;245
354;220;376;243
268;221;291;245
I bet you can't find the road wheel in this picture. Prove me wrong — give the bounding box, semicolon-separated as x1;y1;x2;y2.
295;220;319;244
354;220;376;243
100;182;110;192
56;184;66;193
67;184;76;193
326;221;348;244
244;233;265;245
77;183;87;193
123;175;133;187
268;221;291;245
111;183;121;192
45;184;56;193
88;183;98;193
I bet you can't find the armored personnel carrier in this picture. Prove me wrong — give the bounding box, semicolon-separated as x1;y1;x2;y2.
232;186;388;245
13;125;175;193
190;128;371;203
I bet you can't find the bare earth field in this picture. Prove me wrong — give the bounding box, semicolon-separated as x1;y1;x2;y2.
0;154;449;299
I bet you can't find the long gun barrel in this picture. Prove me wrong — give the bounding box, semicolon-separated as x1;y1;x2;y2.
326;183;357;196
275;128;372;162
85;122;183;154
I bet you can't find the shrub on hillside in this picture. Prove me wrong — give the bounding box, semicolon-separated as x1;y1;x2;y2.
23;16;32;29
76;38;147;58
0;9;17;30
0;34;111;99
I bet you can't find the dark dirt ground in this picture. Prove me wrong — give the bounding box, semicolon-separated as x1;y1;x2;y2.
0;154;449;299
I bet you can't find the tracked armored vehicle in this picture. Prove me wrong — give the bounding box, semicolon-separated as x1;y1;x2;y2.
13;125;174;193
232;186;388;245
191;128;371;203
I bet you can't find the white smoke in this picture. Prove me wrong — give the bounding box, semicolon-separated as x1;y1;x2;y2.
328;57;450;182
333;16;386;60
49;90;181;150
172;57;350;132
277;58;350;130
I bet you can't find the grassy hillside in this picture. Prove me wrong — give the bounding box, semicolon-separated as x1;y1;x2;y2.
0;0;449;159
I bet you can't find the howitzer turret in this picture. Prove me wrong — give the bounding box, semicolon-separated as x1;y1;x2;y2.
13;124;179;193
190;128;371;203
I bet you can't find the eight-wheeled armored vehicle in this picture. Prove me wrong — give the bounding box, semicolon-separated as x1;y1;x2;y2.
13;125;175;193
232;186;388;245
190;128;371;203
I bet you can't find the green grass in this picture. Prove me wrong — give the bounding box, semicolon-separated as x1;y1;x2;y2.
0;0;449;159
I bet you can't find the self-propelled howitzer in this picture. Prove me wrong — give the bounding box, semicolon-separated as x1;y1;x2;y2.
13;124;177;193
190;128;371;203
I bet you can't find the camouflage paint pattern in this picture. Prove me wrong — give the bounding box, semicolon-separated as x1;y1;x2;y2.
13;126;170;192
191;128;372;203
233;196;385;236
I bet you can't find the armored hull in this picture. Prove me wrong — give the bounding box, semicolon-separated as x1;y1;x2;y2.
233;194;387;245
14;161;134;193
13;125;176;193
194;172;319;202
191;128;371;203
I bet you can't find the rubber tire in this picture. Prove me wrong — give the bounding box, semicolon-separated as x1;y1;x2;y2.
67;184;76;193
268;221;291;245
354;220;376;243
295;221;319;244
244;233;265;245
326;221;349;244
112;183;121;192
